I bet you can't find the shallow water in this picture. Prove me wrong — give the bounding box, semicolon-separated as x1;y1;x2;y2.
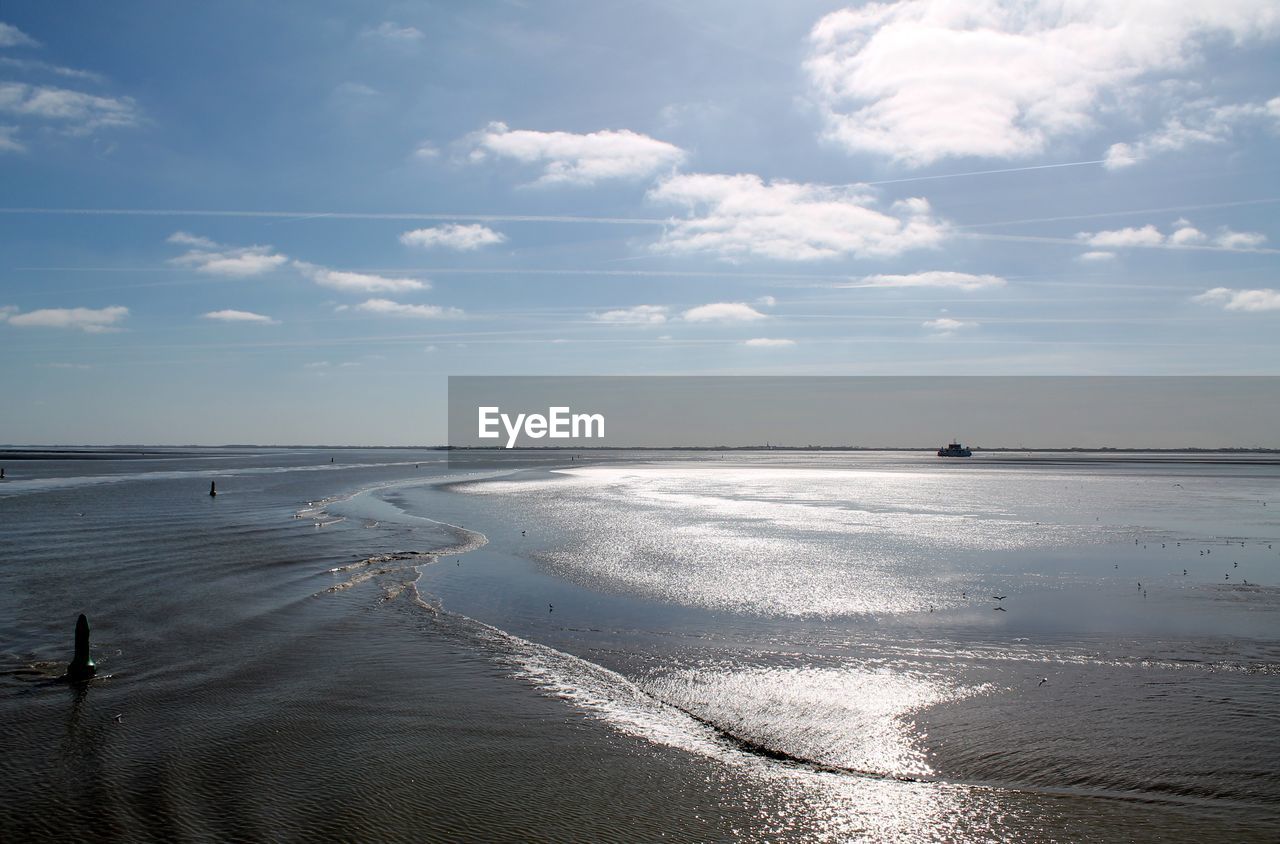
1;449;1277;840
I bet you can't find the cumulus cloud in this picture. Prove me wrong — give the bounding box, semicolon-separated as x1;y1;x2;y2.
805;1;1280;166
363;22;423;42
167;231;218;249
923;317;976;333
682;302;767;323
1078;251;1117;262
1168;220;1207;245
295;262;427;293
0;22;39;47
0;82;140;132
648;173;947;261
202;309;278;324
591;305;669;324
469;122;686;186
853;271;1005;290
1078;221;1267;251
352;298;462;319
1215;230;1267;250
1079;225;1165;248
400;224;506;251
172;242;289;277
1192;287;1280;312
1105;96;1280;169
743;337;796;347
5;305;128;332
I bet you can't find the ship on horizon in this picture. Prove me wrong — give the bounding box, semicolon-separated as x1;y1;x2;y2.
937;440;973;457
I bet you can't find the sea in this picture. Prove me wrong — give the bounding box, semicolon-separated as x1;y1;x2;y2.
1;448;1277;842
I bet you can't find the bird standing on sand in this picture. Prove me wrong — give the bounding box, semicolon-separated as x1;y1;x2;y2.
548;603;553;613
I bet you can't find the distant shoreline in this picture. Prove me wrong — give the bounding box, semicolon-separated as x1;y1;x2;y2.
2;444;1279;459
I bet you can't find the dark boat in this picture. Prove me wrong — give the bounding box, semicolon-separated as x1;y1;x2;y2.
937;441;972;457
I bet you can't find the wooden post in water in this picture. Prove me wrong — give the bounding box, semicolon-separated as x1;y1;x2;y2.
209;481;217;497
67;614;96;682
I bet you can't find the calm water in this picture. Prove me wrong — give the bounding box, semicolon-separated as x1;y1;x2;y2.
1;449;1277;841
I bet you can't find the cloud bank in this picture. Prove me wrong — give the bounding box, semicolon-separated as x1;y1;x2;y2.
806;1;1280;166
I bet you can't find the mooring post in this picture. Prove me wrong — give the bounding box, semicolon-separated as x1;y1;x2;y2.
67;614;96;682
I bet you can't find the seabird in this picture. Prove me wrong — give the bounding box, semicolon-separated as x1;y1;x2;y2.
993;606;1007;612
992;595;1007;601
1038;677;1048;686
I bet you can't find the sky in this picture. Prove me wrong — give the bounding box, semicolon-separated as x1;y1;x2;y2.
1;0;1278;445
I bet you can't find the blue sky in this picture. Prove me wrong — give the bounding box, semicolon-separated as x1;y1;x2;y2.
1;1;1278;445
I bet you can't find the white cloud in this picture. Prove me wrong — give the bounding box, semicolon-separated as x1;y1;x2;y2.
0;82;140;132
591;305;669;324
756;295;778;306
364;22;423;42
1079;225;1165;248
743;337;796;347
6;305;128;332
1078;251;1116;262
855;271;1005;290
1193;287;1280;311
649;173;947;261
806;2;1280;166
400;224;506;251
1078;221;1267;251
1215;229;1267;250
295;261;427;293
412;142;440;160
0;124;21;153
1105;96;1280;169
0;56;105;84
0;304;18;319
469;121;686;186
202;309;278;325
923;317;976;333
1168;221;1207;245
353;298;462;319
167;231;218;249
682;302;767;323
173;243;289;277
0;22;39;47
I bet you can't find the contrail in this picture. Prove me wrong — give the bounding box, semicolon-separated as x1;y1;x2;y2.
857;159;1107;187
0;207;670;225
957;197;1280;229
